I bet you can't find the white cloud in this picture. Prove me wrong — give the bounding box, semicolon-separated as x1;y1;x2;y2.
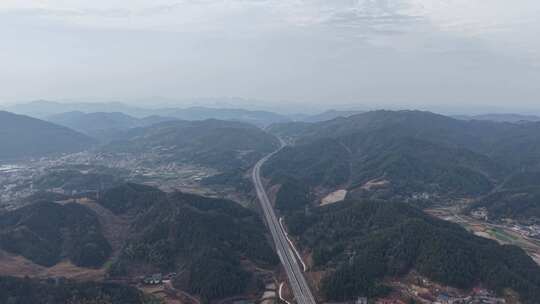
0;1;539;108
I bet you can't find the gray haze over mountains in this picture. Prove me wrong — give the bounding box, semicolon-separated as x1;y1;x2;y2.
4;100;540;135
3;2;540;304
1;1;540;111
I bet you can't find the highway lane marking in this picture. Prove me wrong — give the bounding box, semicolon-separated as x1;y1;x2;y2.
252;145;316;304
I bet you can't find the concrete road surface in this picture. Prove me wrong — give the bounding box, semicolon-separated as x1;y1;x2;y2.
252;144;317;304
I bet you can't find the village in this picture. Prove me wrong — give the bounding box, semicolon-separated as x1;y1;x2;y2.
379;273;508;304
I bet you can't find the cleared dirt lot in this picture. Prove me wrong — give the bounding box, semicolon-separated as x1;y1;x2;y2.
320;189;347;206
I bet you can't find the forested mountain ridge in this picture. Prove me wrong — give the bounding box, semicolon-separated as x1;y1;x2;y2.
104;119;279;171
264;110;540;202
454;113;540;123
168;106;291;126
0;182;277;302
96;182;166;215
0;111;94;160
299;110;365;123
270;110;540;165
7;100;291;127
285;199;540;303
0;201;111;267
264;126;502;198
99;183;278;302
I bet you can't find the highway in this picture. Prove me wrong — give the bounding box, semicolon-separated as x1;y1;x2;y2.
252;145;317;304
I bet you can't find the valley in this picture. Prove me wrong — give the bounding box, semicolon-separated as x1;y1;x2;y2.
3;2;540;303
2;108;540;304
427;206;540;265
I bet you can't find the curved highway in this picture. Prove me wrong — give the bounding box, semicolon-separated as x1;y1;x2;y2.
252;144;316;304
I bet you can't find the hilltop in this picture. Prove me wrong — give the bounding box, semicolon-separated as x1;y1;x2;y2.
265;110;540;203
0;111;94;160
0;201;111;268
100;183;278;302
105;119;279;171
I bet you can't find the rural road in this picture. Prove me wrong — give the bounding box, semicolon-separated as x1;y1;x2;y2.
252;142;317;304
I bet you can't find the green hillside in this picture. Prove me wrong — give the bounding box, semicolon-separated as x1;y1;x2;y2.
286;200;540;303
0;201;111;267
105;119;279;171
264;129;499;197
270;110;540;168
467;171;540;222
264;110;540;203
101;184;278;302
97;182;166;215
0;111;94;160
470;188;540;223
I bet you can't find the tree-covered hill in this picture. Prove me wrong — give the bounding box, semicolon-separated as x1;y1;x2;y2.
467;171;540;223
264;127;500;197
270;110;540;168
265;110;540;202
0;201;111;267
97;182;166;215
104;119;279;171
0;111;94;160
286;200;540;303
100;184;278;302
469;188;540;223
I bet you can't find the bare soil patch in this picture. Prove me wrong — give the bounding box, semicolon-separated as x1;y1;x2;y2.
320;189;347;206
0;250;105;281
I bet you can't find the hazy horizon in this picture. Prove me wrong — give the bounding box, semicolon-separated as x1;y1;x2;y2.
3;97;540;117
2;1;540;113
3;3;540;300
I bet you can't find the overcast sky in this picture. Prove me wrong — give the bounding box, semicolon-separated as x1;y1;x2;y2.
1;0;540;112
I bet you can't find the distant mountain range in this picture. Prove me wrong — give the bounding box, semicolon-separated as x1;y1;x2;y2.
6;100;540;126
0;107;280;166
3;100;150;118
4;100;371;127
104;119;279;171
45;111;177;140
0;111;94;160
454;113;540;123
167;106;290;126
299;109;364;122
4;100;292;127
